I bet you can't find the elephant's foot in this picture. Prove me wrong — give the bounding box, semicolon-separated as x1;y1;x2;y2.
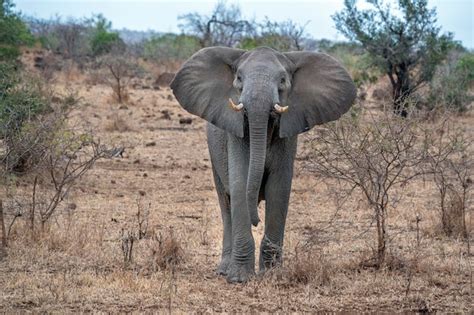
216;255;231;276
259;235;283;273
226;261;255;283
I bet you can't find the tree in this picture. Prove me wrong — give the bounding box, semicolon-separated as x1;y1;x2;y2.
178;0;254;48
333;0;454;115
143;33;200;64
304;110;428;267
53;17;88;59
0;0;33;61
89;14;124;56
99;53;138;103
239;18;310;51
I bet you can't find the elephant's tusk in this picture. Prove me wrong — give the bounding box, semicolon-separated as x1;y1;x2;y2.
229;98;244;111
274;104;289;113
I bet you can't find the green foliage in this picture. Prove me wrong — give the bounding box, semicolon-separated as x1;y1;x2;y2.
238;37;259;50
456;53;474;82
333;0;456;111
324;42;381;88
89;14;124;56
0;63;50;145
239;34;292;51
429;52;474;112
91;31;122;56
0;0;33;61
143;33;200;62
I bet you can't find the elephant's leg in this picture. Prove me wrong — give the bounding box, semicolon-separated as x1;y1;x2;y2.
259;143;296;272
211;166;232;276
226;135;255;283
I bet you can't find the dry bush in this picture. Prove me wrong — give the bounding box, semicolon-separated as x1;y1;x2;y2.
135;199;150;240
1;129;110;241
34;136;108;231
263;242;334;288
121;229;135;266
303;107;427;268
148;229;185;271
424;118;472;238
0;68;110;242
99;54;139;104
286;246;333;286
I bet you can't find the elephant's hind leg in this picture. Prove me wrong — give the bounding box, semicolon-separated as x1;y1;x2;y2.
211;166;232;276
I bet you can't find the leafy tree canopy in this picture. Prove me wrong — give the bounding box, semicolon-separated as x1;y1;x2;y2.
333;0;456;114
89;14;124;56
0;0;33;61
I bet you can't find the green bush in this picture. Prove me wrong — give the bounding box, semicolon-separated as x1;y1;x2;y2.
91;31;123;56
456;53;474;83
0;0;33;61
89;14;124;56
324;43;380;88
429;51;474;112
0;63;51;172
143;33;200;63
240;34;292;51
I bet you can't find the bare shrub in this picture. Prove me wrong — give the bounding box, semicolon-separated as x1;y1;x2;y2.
1;125;109;239
287;245;332;286
33;135;108;230
0;66;109;240
48;17;89;60
303;108;427;268
264;242;333;287
424;118;472;238
121;229;135;266
148;229;185;271
135;198;150;240
99;54;139;104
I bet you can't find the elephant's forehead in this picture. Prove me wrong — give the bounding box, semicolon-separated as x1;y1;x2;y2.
238;53;286;75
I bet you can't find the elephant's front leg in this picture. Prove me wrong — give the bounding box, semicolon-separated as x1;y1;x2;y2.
211;167;232;276
259;142;296;272
226;135;255;283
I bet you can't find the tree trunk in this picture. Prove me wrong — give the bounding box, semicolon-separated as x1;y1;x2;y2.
392;67;411;117
375;204;386;267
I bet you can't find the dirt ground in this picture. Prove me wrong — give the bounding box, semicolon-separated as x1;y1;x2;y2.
0;60;472;312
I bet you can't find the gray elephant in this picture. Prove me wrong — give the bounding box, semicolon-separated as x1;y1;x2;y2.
171;47;356;283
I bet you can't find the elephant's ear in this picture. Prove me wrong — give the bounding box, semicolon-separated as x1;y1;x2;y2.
170;47;246;138
280;52;357;138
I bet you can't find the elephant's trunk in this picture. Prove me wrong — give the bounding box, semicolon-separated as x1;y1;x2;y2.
246;111;268;227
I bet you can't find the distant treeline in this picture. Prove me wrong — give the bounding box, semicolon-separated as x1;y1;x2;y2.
3;0;473;113
21;1;344;62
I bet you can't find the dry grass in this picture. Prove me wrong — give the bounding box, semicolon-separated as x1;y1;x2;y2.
104;114;132;132
0;57;472;312
148;229;185;271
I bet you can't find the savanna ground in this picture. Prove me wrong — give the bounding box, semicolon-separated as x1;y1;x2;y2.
0;51;472;313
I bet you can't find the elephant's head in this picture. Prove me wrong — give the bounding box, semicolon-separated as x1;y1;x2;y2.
171;47;356;226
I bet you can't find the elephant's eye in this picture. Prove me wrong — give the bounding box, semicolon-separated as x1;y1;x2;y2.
280;77;286;84
237;75;242;82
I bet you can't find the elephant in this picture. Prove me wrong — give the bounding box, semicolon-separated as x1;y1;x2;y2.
170;46;356;283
